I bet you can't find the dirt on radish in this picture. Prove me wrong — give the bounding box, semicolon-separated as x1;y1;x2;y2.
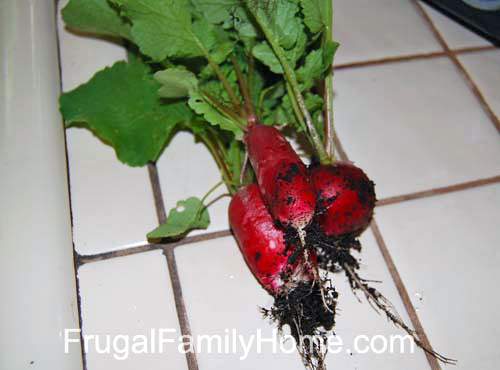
229;183;337;369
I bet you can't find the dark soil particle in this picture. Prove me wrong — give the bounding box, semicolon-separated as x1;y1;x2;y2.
263;281;337;337
303;216;364;271
278;163;300;183
254;252;262;262
262;281;337;370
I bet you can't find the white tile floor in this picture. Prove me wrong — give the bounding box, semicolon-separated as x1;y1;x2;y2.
459;50;500;119
334;0;442;65
77;250;188;370
59;1;500;369
334;57;500;199
375;184;500;370
156;131;231;235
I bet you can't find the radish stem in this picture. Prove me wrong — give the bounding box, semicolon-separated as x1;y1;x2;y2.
286;82;307;132
246;3;330;164
201;91;247;129
323;0;336;163
193;34;241;109
231;55;257;124
197;131;236;194
200;180;224;204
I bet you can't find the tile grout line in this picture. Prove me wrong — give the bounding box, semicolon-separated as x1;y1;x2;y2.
76;230;232;265
147;163;167;224
147;164;200;370
332;130;441;369
413;1;500;132
53;0;87;368
369;221;442;370
334;45;497;71
377;175;500;207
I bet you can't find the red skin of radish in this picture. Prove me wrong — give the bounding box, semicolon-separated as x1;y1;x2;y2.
244;124;316;230
229;184;315;295
311;162;376;238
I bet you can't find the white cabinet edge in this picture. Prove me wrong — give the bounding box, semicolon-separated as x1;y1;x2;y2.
0;1;83;369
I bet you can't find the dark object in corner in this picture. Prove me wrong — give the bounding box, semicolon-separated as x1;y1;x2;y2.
423;0;500;44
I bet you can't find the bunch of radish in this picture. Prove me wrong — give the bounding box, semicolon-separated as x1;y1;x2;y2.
230;124;455;369
229;123;376;369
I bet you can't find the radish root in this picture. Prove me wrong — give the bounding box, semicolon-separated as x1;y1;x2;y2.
342;263;457;365
262;279;336;370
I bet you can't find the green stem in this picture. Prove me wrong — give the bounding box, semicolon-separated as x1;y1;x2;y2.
202;91;246;129
248;52;255;109
200;180;224;204
324;0;336;163
192;35;241;109
247;4;329;164
231;55;256;124
285;82;306;132
198;133;235;194
196;180;225;220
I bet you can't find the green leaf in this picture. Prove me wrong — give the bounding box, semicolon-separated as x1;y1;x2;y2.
252;43;283;73
297;41;338;90
110;0;202;60
111;0;235;65
300;0;328;34
226;140;243;183
188;91;243;139
154;68;198;98
60;60;192;166
232;6;259;42
305;92;323;111
271;0;302;49
324;40;340;67
253;31;306;74
191;0;240;24
62;0;132;40
250;0;307;74
147;197;210;239
210;41;234;64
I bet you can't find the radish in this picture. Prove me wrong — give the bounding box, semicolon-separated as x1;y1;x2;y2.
244;124;316;232
229;184;314;294
229;184;336;370
310;162;376;238
308;163;456;365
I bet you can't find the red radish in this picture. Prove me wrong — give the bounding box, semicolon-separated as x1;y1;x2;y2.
244;124;316;231
229;184;315;294
229;184;336;369
310;162;376;238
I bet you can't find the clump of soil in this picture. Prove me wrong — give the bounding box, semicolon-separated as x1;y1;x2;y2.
261;227;338;370
262;280;337;370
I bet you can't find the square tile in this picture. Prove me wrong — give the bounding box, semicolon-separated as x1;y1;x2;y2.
58;0;157;254
175;234;428;369
77;250;188;370
375;184;500;369
420;2;492;50
459;50;500;120
334;0;442;65
156;131;231;235
334;57;500;199
65;130;157;254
